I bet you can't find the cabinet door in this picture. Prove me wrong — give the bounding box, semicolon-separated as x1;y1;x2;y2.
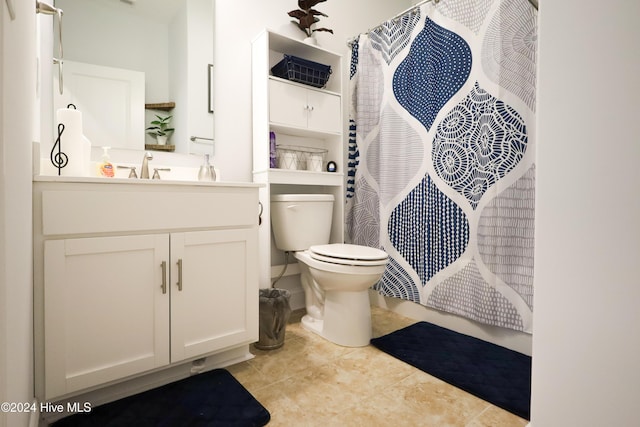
306;90;341;133
170;229;258;362
269;79;308;128
270;79;342;134
44;235;170;400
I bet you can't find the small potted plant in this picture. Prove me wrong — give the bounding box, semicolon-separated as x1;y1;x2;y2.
288;0;333;44
146;115;174;145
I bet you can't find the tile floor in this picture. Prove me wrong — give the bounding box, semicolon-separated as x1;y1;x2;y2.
227;306;529;427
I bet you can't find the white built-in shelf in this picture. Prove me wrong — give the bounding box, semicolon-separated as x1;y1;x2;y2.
252;29;345;290
253;169;344;186
266;32;343;75
268;76;341;97
269;123;341;139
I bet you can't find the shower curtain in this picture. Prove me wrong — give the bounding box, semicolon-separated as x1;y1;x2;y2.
346;0;537;333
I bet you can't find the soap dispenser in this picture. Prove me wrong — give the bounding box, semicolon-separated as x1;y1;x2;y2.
98;146;114;177
197;154;216;182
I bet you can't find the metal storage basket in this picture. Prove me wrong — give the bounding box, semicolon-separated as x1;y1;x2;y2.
276;145;327;171
271;55;332;88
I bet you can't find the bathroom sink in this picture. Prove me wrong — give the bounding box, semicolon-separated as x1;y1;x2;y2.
112;164;221;182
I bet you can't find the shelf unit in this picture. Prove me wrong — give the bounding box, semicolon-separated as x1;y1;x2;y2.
144;143;176;152
145;102;176;111
252;29;345;292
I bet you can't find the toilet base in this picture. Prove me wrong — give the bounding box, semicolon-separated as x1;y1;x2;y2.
301;290;372;347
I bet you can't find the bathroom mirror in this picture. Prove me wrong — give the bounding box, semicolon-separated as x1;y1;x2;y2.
54;0;214;153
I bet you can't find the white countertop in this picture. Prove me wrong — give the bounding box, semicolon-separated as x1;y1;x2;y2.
33;174;263;188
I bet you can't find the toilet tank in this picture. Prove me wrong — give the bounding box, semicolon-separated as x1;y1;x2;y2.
270;194;334;251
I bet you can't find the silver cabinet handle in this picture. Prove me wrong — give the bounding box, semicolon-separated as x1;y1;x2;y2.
161;261;167;294
176;259;183;291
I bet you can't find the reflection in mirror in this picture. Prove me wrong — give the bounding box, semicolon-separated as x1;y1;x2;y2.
54;0;214;155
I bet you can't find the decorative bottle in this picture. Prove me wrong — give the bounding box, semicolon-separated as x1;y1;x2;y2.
198;154;216;182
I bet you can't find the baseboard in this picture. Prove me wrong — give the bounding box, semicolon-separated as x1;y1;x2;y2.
288;286;305;310
369;290;532;356
269;263;305;311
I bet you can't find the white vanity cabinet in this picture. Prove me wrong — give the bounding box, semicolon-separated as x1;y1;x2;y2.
33;178;260;401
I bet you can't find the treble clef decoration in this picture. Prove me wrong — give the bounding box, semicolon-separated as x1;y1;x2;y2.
50;122;68;175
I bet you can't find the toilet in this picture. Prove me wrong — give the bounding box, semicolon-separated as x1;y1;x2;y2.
270;194;388;347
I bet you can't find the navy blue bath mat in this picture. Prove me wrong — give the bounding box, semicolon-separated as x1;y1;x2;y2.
371;321;531;420
52;369;270;427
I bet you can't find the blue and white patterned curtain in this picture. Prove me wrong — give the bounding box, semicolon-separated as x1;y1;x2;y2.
346;0;537;333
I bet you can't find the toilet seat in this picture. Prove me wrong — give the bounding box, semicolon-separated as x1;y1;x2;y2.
309;244;388;267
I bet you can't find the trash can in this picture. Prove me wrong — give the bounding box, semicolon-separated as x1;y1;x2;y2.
255;288;292;350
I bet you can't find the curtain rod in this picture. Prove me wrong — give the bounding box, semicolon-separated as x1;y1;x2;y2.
346;0;538;48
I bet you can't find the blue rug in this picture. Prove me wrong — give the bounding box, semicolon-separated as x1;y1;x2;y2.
52;369;270;427
371;322;531;420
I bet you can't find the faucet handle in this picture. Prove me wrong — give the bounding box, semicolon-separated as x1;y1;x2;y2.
117;165;138;179
152;168;171;180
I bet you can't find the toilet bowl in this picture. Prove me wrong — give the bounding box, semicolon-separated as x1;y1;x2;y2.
270;194;389;347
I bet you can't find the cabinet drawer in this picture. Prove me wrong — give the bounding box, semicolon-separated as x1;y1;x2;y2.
40;189;257;236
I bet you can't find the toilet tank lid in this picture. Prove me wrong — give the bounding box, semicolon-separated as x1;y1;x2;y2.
271;194;335;202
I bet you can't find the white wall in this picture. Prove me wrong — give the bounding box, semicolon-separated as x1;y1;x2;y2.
531;0;640;425
1;1;36;426
214;0;413;182
1;7;5;427
169;5;189;153
184;0;214;156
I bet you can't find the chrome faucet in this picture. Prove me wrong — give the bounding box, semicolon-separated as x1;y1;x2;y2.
141;151;153;179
